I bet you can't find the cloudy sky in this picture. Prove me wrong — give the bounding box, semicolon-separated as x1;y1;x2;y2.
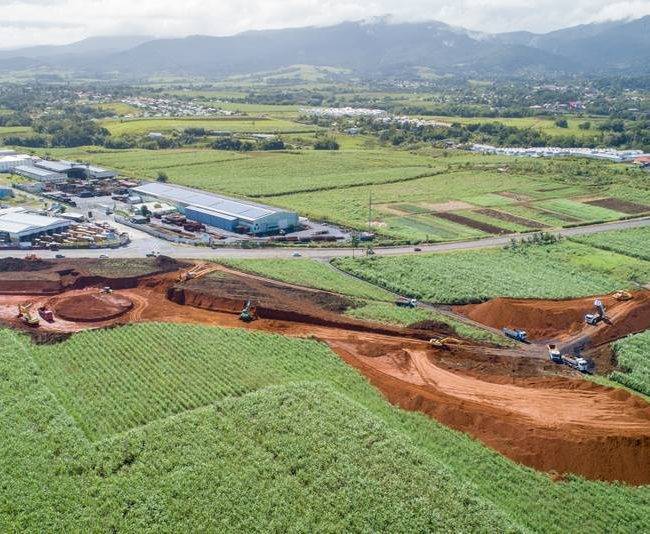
1;0;649;48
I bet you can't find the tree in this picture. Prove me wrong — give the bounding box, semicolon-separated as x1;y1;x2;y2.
555;118;568;129
314;138;340;150
140;205;151;217
156;172;169;183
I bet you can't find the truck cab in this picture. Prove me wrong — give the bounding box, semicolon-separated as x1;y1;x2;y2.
547;344;562;363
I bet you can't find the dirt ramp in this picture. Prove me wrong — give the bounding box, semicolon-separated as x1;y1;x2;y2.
455;291;650;343
54;292;134;322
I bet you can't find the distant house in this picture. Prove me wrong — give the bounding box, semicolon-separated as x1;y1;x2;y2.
633;156;650;168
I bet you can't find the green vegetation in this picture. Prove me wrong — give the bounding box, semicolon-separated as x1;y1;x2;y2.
571;226;650;261
333;241;650;304
220;259;393;301
2;324;649;532
102;117;316;135
610;330;650;396
346;301;507;345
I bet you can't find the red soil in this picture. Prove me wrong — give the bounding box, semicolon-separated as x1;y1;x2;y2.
52;292;134;322
455;291;650;346
0;262;648;484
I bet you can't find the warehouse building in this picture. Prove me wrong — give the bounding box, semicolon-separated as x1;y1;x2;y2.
13;165;67;183
132;182;299;235
0;154;36;172
0;207;72;243
34;159;74;174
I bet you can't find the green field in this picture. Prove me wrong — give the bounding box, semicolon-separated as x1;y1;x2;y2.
0;125;32;135
346;301;507;345
2;324;649;532
333;241;650;304
22;144;646;242
423;115;606;139
611;330;650;396
571;226;650;261
102;117;317;135
220;259;394;301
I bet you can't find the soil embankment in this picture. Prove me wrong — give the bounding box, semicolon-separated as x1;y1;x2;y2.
53;292;134;322
455;291;650;346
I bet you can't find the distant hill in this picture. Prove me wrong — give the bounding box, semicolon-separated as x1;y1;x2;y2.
1;17;648;78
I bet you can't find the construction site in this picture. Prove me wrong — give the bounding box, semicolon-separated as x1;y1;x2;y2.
0;256;648;485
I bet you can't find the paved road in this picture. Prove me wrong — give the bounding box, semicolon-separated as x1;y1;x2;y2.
1;216;648;261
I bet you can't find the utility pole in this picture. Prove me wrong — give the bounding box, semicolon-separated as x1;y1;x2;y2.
367;190;372;234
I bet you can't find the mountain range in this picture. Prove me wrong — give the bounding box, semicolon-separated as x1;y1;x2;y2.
0;16;647;79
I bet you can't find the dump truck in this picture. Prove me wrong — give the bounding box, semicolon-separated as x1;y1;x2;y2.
561;354;590;373
502;328;527;342
547;344;562;363
239;300;257;323
585;298;607;325
38;307;54;323
395;297;417;308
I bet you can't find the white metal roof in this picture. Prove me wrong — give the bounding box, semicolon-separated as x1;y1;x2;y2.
0;210;71;235
14;165;63;177
34;160;73;172
133;182;293;223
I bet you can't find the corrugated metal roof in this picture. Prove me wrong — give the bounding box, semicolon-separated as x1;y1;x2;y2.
34;160;73;172
0;211;71;234
14;165;63;177
133;182;292;222
185;205;238;221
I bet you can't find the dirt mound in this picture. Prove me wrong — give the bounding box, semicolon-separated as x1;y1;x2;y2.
408;320;455;336
54;292;134;322
0;257;51;272
455;291;650;345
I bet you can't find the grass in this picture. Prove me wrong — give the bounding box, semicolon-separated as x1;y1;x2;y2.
333;241;650;304
0;126;32;135
102;117;317;135
610;330;650;396
346;301;508;345
220;259;394;301
2;324;649;532
571;226;650;261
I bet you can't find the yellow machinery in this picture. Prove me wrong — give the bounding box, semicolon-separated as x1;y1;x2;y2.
177;263;214;283
429;336;464;349
239;299;258;323
613;290;632;301
17;303;40;327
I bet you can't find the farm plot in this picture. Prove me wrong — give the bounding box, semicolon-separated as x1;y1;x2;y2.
333;241;650;304
584;198;650;215
535;199;627;222
571;226;650;261
102;117;317;135
610;330;650;396
31;323;361;440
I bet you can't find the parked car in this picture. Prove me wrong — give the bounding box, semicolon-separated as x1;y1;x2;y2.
99;254;109;259
414;247;422;252
291;252;302;257
55;254;65;259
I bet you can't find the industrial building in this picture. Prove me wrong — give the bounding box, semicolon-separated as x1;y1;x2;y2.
13;165;67;183
0;154;36;172
34;160;117;180
0;207;72;243
132;182;299;235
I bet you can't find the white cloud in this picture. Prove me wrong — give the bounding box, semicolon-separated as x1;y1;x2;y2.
0;0;648;48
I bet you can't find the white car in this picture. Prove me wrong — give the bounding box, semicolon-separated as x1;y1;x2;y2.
291;252;302;257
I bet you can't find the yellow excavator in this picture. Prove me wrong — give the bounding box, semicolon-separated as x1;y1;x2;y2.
613;290;632;301
429;336;464;350
17;303;40;327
